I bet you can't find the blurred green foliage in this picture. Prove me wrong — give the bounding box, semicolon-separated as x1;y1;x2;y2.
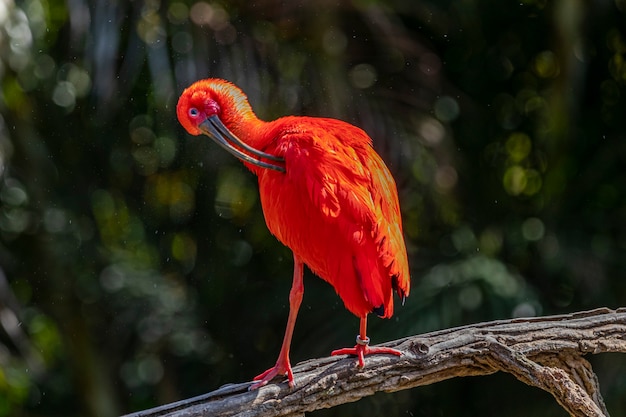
0;0;625;416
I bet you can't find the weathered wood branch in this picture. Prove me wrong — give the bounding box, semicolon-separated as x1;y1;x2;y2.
122;307;626;417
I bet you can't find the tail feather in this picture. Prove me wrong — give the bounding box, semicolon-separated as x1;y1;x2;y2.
352;248;394;318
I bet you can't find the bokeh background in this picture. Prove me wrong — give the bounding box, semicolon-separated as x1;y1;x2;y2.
1;0;625;415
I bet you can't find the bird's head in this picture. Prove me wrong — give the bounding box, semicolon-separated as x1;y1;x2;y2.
176;79;285;172
176;79;247;136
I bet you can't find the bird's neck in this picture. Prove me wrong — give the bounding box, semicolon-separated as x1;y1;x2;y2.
224;110;275;176
227;112;269;146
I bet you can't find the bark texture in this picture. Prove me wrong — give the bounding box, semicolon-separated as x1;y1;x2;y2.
122;308;626;417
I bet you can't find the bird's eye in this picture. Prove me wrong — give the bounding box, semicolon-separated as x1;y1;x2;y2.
188;108;199;117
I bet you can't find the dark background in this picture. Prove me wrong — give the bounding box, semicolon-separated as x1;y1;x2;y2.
0;0;625;416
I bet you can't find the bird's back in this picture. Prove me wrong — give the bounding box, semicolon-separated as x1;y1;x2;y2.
256;116;410;318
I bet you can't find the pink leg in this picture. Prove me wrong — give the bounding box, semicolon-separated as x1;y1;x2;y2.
331;315;401;367
249;254;304;390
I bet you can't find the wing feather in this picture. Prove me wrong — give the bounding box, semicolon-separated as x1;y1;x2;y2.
270;118;409;317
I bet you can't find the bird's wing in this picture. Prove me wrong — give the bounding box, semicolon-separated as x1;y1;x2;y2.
280;120;409;316
365;150;411;300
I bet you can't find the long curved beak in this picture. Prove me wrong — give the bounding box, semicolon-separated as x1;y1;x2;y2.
198;115;285;173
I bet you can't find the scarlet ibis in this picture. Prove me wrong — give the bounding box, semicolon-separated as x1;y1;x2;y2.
177;79;410;390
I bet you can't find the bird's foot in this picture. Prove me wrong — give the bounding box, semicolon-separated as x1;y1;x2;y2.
249;360;294;390
331;335;401;367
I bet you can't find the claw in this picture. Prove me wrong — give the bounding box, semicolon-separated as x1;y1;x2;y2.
331;335;401;367
249;361;294;390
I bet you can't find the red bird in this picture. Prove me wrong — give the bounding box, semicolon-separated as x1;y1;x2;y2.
177;79;410;390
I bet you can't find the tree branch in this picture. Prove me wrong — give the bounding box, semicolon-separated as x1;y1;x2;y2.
122;307;626;417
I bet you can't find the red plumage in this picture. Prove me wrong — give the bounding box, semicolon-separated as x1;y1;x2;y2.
177;78;410;389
